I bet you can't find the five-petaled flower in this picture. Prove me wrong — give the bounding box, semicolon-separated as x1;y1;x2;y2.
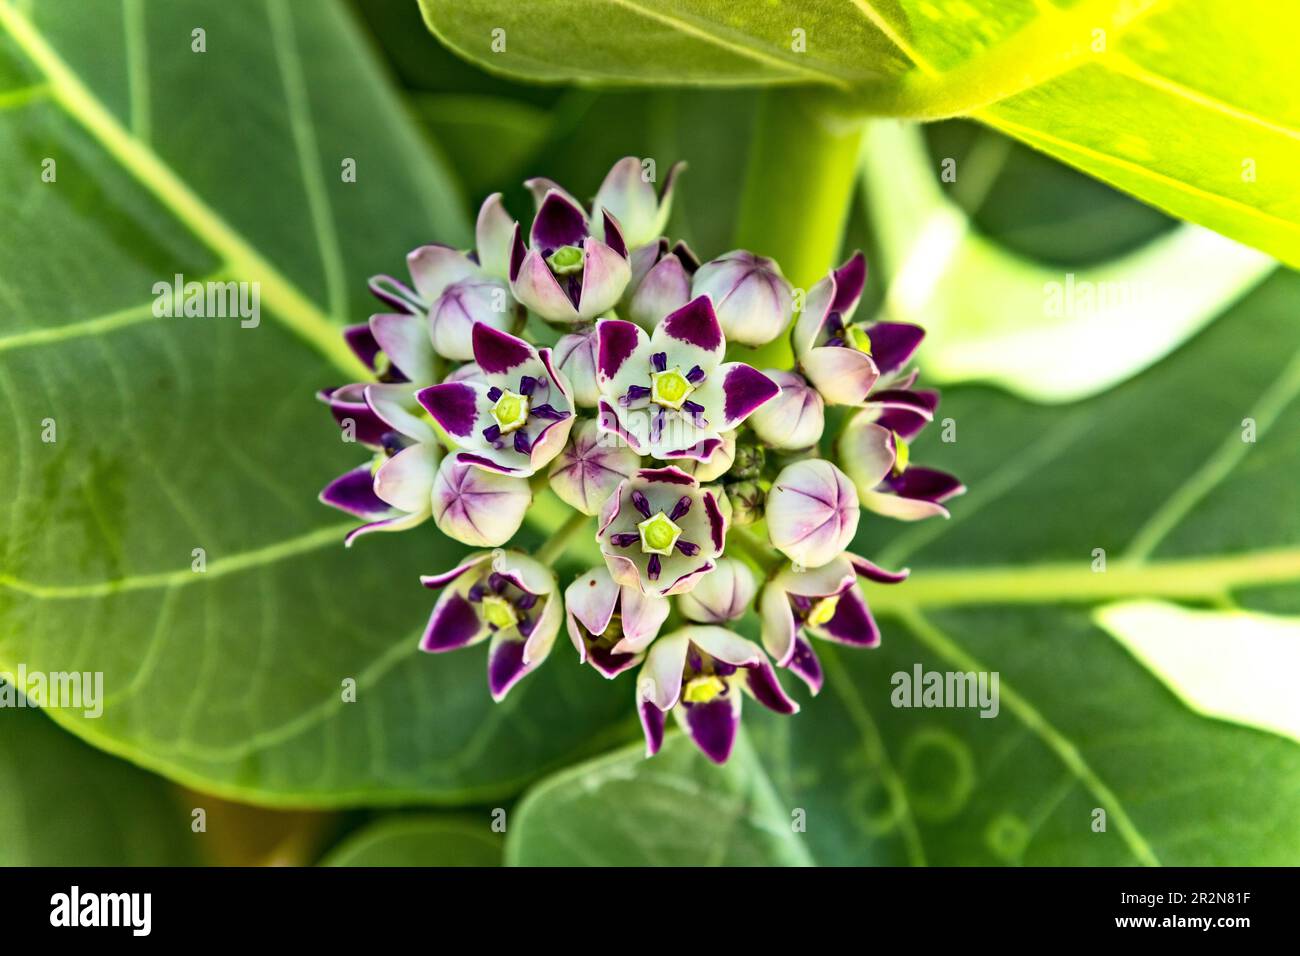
636;626;798;764
419;551;562;701
317;358;444;545
565;566;671;678
839;388;966;520
595;296;779;462
759;554;907;694
794;252;926;406
598;466;726;597
509;186;632;325
419;323;575;476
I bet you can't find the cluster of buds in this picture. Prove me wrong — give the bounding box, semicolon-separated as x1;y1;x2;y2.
317;159;963;764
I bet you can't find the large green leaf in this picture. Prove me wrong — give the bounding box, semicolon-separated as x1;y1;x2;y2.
505;271;1300;866
320;814;502;866
508;734;811;866
0;707;200;865
0;0;627;805
418;0;1300;268
1095;600;1300;745
860;121;1274;401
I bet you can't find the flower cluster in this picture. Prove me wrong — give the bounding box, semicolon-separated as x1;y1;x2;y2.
317;159;963;764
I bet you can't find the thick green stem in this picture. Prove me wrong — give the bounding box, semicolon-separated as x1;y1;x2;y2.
534;510;592;566
731;89;868;369
729;525;782;577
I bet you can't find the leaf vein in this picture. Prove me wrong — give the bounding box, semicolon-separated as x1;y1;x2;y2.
897;608;1162;866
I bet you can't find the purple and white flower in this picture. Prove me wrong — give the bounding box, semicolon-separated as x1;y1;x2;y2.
418;323;575;476
635;626;798;764
547;418;642;516
691;250;794;347
676;557;757;624
595;296;779;462
318;375;446;544
765;459;860;568
760;554;908;693
839;389;966;520
509;186;631;325
747;370;824;450
564;566;670;678
793;251;925;406
369;195;518;361
597;466;726;597
419;551;562;701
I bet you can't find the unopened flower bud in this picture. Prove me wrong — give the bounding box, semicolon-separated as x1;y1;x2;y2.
730;441;765;481
726;480;767;527
691;250;794;347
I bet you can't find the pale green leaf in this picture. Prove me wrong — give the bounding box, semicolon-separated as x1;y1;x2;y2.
1096;600;1300;745
321;814;502;866
419;0;1300;267
0;0;625;806
507;733;812;866
861;121;1275;401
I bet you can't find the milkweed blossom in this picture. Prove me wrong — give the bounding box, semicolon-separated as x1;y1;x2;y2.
315;157;964;764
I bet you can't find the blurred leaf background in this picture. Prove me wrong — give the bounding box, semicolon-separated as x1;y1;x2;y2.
0;0;1295;866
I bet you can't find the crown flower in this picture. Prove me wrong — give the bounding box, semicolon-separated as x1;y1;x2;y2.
636;626;798;764
597;466;725;597
418;324;575;477
316;156;965;764
595;296;779;462
839;389;966;521
794;252;926;406
759;554;908;693
509;183;632;325
419;551;562;701
565;566;671;677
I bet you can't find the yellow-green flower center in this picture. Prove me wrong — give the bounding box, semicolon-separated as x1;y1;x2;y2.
683;675;727;704
637;511;682;556
492;389;530;434
481;595;518;631
650;367;693;410
807;594;840;627
846;324;872;354
892;433;910;474
547;244;584;275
